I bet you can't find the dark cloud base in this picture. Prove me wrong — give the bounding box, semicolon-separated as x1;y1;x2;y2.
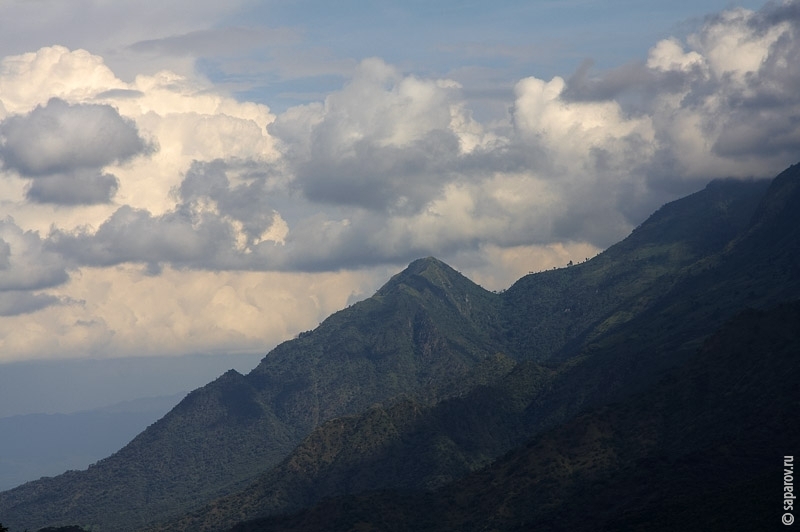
26;172;120;205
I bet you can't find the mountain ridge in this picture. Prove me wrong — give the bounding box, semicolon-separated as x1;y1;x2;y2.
233;300;800;532
0;250;508;531
160;169;799;531
140;170;797;532
1;167;797;532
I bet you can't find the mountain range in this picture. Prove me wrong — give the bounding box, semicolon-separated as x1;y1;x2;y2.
1;163;798;531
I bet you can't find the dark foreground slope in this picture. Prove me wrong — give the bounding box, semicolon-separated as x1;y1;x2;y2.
231;300;800;532
151;171;794;531
0;259;506;532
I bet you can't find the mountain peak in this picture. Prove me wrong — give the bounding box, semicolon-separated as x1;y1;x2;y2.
377;256;478;299
406;256;447;271
404;256;458;280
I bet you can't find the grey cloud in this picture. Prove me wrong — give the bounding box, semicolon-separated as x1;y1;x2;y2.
709;13;800;161
95;89;145;100
0;219;70;293
0;98;151;177
46;157;457;273
47;159;288;271
47;205;237;269
749;0;800;31
267;59;472;214
129;26;301;57
0;239;10;269
0;291;62;316
713;112;800;159
177;160;279;244
563;59;701;106
254;211;437;272
563;59;652;102
26;171;120;205
291;129;462;213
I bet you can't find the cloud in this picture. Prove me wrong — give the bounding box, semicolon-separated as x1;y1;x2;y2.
176;160;285;246
129;26;301;57
270;58;491;212
0;291;62;317
0;97;150;177
46;159;290;271
0;47;125;114
24;171;121;205
0;97;151;205
526;1;800;197
0;218;69;293
0;264;390;362
0;1;252;83
47;204;235;270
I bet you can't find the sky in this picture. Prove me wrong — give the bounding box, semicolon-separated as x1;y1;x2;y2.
0;0;799;368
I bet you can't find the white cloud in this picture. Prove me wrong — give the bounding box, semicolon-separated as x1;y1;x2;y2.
646;38;706;73
0;47;125;115
512;75;655;175
0;46;278;225
688;7;789;82
642;3;800;181
0;264;389;363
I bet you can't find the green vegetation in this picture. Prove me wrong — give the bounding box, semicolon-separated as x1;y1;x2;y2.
233;301;800;531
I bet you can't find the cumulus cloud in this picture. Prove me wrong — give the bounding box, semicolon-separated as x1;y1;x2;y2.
0;218;69;293
270;58;495;213
47;159;290;271
0;97;151;204
0;47;126;114
564;2;800;189
0;97;149;176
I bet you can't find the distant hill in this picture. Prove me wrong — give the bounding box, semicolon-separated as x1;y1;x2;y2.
1;164;798;532
0;394;183;491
